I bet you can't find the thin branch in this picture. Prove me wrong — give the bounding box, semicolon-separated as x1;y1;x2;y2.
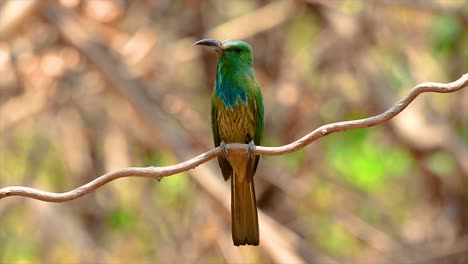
255;73;468;156
0;0;43;39
206;0;294;40
1;73;467;202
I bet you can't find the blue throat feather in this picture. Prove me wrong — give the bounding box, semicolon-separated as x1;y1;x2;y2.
215;59;252;108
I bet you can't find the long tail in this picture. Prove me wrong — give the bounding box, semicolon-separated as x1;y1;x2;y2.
231;173;259;246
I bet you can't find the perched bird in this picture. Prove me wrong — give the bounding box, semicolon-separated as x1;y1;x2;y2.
195;39;264;246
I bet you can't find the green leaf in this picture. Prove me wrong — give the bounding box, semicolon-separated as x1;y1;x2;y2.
325;130;412;192
426;151;455;177
432;15;461;57
108;207;136;231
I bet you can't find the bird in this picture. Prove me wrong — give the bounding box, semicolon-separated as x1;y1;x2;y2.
195;39;264;246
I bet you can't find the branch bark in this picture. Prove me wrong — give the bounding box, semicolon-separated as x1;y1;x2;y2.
1;73;467;201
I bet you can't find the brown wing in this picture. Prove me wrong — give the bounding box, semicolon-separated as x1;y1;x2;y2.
212;96;233;181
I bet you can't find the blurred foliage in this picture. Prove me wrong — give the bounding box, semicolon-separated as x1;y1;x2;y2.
432;15;462;56
325;129;412;192
0;0;467;263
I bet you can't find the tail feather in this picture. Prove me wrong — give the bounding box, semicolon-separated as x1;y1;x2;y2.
231;173;259;246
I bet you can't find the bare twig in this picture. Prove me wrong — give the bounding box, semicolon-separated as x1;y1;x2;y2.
0;80;52;133
207;1;295;40
409;236;468;264
0;0;43;39
1;73;467;201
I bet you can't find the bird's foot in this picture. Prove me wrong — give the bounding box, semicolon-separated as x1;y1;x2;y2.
220;141;229;158
246;141;256;159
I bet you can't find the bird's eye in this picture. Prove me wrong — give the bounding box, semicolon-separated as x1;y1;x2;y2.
234;47;242;53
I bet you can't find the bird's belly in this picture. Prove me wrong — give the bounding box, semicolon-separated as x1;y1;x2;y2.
217;102;255;179
217;103;255;144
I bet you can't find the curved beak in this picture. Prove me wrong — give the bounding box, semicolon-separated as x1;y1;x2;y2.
194;39;224;52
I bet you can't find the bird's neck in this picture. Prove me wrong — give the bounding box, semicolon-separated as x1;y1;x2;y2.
214;61;254;109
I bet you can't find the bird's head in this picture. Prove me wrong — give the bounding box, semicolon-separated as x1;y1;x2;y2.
195;39;253;68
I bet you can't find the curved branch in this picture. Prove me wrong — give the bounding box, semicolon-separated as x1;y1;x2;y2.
1;73;467;202
255;73;468;156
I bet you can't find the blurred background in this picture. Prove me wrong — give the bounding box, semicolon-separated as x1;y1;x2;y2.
0;0;467;263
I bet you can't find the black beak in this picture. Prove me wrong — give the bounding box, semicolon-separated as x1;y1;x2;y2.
194;39;224;52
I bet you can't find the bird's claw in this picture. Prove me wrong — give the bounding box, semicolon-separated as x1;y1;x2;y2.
220;141;229;158
247;141;256;159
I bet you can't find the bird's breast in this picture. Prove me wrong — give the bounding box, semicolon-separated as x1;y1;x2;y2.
215;97;256;179
216;98;255;144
